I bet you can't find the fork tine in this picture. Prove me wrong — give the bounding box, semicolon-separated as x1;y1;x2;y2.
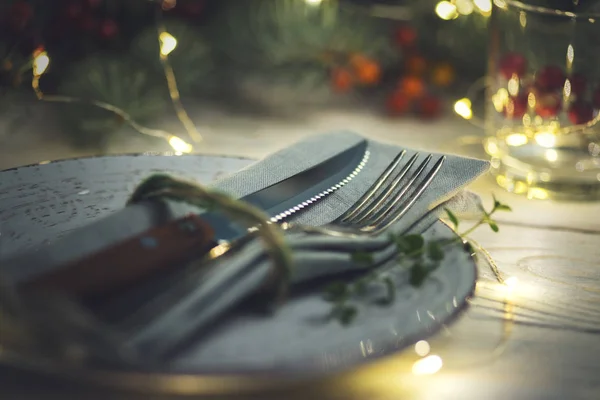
348;152;420;225
338;150;406;222
369;155;445;234
345;152;419;225
365;154;433;226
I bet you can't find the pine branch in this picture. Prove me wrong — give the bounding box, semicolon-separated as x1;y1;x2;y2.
208;0;399;72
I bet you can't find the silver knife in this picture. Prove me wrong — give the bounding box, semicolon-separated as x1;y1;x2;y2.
2;140;370;297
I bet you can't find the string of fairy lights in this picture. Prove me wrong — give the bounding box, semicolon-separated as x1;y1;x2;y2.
25;0;598;155
31;0;196;155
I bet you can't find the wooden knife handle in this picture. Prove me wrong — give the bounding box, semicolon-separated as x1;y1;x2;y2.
21;215;216;298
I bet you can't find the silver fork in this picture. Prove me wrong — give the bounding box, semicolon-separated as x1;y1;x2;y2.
282;150;446;237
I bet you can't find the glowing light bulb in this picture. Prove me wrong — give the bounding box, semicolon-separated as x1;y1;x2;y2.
474;0;492;15
504;276;519;288
497;276;519;297
456;0;475;15
545;149;558;162
493;0;507;9
507;75;520;96
33;51;50;76
168;136;193;153
412;355;443;375
454;98;473;120
435;1;459;20
484;138;499;155
505;133;528;147
527;92;536;108
414;340;431;357
566;44;574;66
159;32;178;56
519;11;527;27
563;79;572;98
527;187;549;200
305;0;323;5
534;132;557;148
492;88;509;112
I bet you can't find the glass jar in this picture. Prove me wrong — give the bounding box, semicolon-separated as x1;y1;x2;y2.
484;0;600;200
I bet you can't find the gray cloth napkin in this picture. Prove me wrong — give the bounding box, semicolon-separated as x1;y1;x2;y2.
119;131;490;362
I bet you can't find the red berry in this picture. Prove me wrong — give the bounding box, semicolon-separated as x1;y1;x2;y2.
350;54;381;85
535;92;562;118
568;102;594;124
535;65;565;91
394;25;417;48
499;52;527;79
592;87;600;109
503;93;528;119
99;19;118;38
399;75;425;99
417;95;443;120
568;73;586;97
331;68;353;92
386;91;412;116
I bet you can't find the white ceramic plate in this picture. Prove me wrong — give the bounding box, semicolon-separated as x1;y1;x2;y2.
0;154;476;394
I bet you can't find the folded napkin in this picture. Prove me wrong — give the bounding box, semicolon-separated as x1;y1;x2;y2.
113;131;490;363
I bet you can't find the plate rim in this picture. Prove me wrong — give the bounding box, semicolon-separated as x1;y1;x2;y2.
0;152;256;174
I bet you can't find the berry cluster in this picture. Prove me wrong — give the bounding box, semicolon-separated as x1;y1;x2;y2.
328;24;454;121
498;52;600;125
331;53;382;92
386;75;443;120
385;25;454;120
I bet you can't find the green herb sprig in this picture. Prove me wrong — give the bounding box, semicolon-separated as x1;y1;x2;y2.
324;195;511;325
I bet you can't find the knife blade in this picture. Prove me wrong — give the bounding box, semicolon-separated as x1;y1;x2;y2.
3;140;370;297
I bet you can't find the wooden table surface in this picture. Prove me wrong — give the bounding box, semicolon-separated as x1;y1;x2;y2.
1;110;599;399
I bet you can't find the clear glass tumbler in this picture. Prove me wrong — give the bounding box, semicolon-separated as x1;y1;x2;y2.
484;0;600;201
